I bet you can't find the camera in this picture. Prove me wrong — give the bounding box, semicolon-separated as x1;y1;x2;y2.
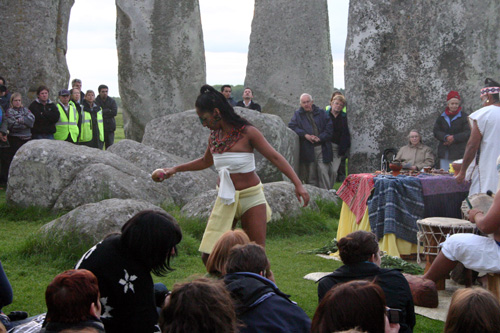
386;308;402;324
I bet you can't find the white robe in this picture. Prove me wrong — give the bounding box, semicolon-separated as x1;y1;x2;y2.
466;105;500;195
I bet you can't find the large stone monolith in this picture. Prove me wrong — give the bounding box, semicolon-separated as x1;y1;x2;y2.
345;0;500;173
0;0;73;103
244;0;334;123
116;0;206;141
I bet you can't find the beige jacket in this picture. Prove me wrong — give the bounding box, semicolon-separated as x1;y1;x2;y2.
395;143;435;170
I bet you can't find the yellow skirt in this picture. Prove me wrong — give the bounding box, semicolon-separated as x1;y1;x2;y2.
199;183;272;254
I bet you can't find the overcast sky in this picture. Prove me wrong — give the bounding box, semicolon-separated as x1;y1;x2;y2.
66;0;349;97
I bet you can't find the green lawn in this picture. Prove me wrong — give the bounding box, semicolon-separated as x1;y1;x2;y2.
0;190;443;331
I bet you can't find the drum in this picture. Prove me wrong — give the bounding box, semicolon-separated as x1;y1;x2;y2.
461;193;494;219
417;217;476;263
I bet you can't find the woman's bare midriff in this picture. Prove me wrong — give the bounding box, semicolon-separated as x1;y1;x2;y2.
216;171;261;191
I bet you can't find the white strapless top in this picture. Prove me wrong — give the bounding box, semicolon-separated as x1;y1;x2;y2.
212;152;255;205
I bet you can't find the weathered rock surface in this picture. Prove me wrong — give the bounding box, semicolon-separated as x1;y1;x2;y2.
0;0;73;103
108;139;216;205
142;107;300;182
244;0;333;123
116;0;206;141
41;199;165;243
180;181;338;221
6;140;172;211
345;0;500;173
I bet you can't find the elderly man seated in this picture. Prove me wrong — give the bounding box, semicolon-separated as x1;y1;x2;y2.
424;188;500;285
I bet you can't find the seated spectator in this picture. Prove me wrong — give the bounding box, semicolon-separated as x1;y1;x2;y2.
0;260;28;331
205;229;250;278
311;280;399;333
236;88;261;111
224;243;311;333
317;230;415;332
43;269;105;332
79;90;104;149
159;277;238;333
75;210;183;333
0;93;35;185
444;287;500;333
395;129;434;170
29;85;60;140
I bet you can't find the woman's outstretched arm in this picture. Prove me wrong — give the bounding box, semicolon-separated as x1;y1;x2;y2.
153;145;214;181
247;126;309;206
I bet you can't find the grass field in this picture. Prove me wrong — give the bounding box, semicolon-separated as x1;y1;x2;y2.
0;115;443;331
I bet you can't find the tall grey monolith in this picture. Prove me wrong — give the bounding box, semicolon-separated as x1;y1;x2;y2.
116;0;206;141
345;0;500;173
244;0;333;123
0;0;73;103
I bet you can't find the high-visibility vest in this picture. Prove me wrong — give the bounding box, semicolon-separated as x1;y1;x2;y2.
55;103;79;142
79;107;104;143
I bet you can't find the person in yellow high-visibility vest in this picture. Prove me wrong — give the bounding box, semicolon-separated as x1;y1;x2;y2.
54;89;79;143
79;90;104;149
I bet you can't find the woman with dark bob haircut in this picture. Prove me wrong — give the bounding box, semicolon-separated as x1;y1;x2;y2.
317;230;415;332
160;277;238;333
153;84;309;264
312;280;399;333
444;287;500;333
75;210;182;333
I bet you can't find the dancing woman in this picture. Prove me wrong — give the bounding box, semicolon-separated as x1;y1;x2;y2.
153;85;309;262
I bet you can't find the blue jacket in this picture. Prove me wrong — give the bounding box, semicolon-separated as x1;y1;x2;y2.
224;272;311;333
326;106;351;156
288;105;333;163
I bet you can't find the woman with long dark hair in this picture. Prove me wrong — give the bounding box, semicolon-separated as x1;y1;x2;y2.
75;210;182;333
153;84;308;263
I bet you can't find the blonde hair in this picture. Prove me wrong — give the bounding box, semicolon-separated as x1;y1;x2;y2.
9;92;22;108
332;95;346;106
444;287;500;333
205;229;250;277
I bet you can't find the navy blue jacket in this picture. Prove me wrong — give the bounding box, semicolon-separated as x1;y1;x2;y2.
224;272;311;333
326;106;351;156
288;105;333;163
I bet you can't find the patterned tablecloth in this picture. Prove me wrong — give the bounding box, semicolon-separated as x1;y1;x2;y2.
337;173;471;247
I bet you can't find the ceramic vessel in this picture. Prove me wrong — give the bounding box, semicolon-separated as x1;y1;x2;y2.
389;163;403;176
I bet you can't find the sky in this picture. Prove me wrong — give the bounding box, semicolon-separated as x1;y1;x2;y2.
66;0;349;97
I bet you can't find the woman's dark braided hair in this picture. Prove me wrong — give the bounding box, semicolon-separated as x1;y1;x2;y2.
195;84;251;128
485;78;500;103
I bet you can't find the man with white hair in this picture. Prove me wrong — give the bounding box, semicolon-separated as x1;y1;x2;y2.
289;93;333;189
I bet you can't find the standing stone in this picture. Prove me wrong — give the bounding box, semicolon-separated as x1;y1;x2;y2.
345;0;500;173
116;0;206;141
0;0;73;103
244;0;333;123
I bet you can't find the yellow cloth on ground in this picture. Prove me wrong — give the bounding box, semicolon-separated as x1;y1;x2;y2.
335;202;418;257
199;183;271;254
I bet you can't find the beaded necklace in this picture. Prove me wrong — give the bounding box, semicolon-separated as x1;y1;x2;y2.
210;125;245;153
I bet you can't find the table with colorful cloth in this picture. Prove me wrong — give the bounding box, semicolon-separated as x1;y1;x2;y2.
335;173;470;257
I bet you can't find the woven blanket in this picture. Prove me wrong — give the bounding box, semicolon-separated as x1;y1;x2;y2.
368;175;424;244
337;173;375;224
417;174;470;196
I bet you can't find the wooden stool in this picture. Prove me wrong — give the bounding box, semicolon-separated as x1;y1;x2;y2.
487;273;500;301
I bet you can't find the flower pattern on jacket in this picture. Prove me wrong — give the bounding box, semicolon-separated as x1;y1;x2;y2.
119;269;137;293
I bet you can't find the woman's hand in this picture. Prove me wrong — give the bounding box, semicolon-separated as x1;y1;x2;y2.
152;168;177;182
295;184;310;207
